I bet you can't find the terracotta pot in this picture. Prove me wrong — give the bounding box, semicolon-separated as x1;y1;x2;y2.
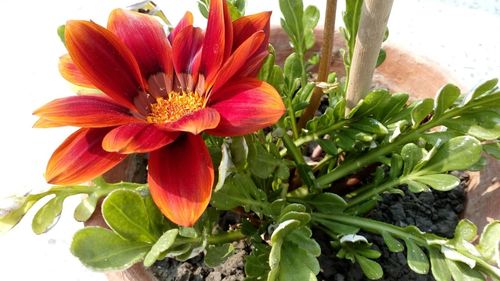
87;27;499;281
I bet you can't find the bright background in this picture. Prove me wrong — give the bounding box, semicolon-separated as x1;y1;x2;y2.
0;0;498;280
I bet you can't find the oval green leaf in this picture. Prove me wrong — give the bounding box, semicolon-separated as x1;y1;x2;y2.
102;189;156;243
434;84;460;119
74;193;99;222
71;226;150;271
413;174;460;191
143;229;178;267
477;221;500;264
405;239;429;274
204;243;235;268
429;247;452;281
422;136;482;173
355;255;383;280
401;143;423;175
411;98;434;128
382;231;404;253
32;196;65;234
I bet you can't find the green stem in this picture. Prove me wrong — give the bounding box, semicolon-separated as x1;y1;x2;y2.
207;229;246;245
282;130;307;167
346;177;403;208
286;98;299;139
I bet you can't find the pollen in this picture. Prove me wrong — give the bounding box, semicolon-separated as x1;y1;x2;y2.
147;92;205;124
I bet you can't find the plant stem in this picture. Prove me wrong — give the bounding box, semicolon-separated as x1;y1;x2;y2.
346;177;402;208
286;98;299;139
297;0;338;129
207;229;246;245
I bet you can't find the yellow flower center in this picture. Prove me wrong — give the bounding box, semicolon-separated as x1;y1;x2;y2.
147;92;205;123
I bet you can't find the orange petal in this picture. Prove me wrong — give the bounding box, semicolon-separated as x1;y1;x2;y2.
160;108;220;135
102;123;179;154
207;78;285;136
58;54;94;88
33;95;139;128
65;20;144;109
232;11;271;52
46;128;126;185
172;25;204;91
148;134;214;226
169;12;193;43
209;31;265;94
200;0;233;84
107;9;173;83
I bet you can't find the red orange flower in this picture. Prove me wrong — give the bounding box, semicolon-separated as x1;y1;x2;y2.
34;1;285;226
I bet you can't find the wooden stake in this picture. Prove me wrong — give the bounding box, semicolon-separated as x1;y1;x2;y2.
345;0;394;110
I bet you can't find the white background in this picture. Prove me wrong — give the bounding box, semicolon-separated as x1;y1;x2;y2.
0;0;498;280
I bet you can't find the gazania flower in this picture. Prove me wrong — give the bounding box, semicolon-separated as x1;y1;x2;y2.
34;0;285;226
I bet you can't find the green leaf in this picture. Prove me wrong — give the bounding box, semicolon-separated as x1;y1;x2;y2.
422;136;482;173
211;173;267;213
379;93;409;123
401;143;423;175
483;142;500;159
405;238;429;274
405;180;431;193
197;0;209;18
144;194;170;236
413;174;460;191
248;142;279;179
215;142;234;191
306;192;347;213
286;227;321;257
472;78;498;99
279;0;304;44
179;227;198;238
446;259;485;281
32;195;66;234
376;48;386;67
57;25;66;46
303;5;319;29
429;247;452;281
434;84;461;118
143;229;178;267
443;111;500;140
350;89;391;118
102;189;156;243
411;98;434;128
355;254;384;280
389;154;403;179
284;52;302;88
277;243;319;281
71;227;150;271
230;136;248;169
351;117;388;136
381;231;404;252
477;221;500;265
259;47;276;81
316;139;338;155
246;241;271;280
0;195;34;234
204;243;235;268
454;219;477;242
74;193;99;222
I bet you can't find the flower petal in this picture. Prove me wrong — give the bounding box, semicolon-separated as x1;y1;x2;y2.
168;11;193;43
160;108;220;135
107;9;173;84
148;134;214;226
232;11;271;52
200;0;233;84
46;128;126;185
65;20;144;109
172;25;204;91
207;79;285;136
209;31;265;94
102;123;179;154
33;95;139;128
58;54;94;88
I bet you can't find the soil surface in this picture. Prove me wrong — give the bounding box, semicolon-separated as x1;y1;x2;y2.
152;174;466;281
151;241;248;281
316;172;467;281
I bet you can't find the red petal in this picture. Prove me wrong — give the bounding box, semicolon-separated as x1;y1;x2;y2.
160;108;220;135
209;31;265;94
172;25;204;91
168;12;193;43
65;20;144;109
148;134;214;226
102;123;179;154
107;9;173;84
33;95;139;128
200;0;233;84
46;128;126;185
58;54;94;88
232;11;271;52
207;79;285;136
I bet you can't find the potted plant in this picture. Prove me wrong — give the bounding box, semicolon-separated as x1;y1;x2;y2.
1;0;499;280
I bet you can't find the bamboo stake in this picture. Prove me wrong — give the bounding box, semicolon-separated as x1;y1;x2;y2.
297;0;338;130
345;0;394;110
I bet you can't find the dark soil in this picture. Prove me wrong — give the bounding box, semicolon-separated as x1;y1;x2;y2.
151;173;466;281
316;172;467;281
151;241;248;281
